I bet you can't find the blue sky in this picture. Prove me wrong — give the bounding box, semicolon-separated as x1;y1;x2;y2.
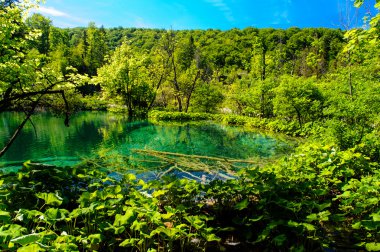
33;0;378;30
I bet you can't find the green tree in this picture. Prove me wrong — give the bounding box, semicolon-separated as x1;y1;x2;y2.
0;2;78;157
49;26;69;51
97;41;153;117
273;76;324;128
85;23;108;76
160;30;183;112
69;30;87;74
25;13;51;54
159;32;204;112
191;81;224;113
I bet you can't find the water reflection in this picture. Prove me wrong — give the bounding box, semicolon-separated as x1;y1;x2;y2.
0;112;290;168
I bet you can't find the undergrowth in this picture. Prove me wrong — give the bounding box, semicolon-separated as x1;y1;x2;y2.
1;141;380;251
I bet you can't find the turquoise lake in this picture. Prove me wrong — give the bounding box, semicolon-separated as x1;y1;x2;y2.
0;112;291;170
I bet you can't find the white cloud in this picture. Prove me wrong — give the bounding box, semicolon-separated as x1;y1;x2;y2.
37;6;69;17
205;0;235;22
133;16;153;28
271;0;292;25
119;12;154;29
31;6;89;27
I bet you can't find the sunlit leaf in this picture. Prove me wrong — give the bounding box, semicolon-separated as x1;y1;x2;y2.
36;192;63;206
119;238;139;247
235;198;249;210
366;242;380;251
205;233;221;242
17;243;44;252
113;209;136;227
10;233;40;246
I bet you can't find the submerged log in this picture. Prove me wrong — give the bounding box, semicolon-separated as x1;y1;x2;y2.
130;149;271;181
131;149;260;164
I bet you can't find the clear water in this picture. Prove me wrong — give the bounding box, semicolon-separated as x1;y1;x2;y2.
0;112;291;170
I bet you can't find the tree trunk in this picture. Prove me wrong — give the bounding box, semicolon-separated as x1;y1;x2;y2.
260;91;265;118
261;49;266;81
171;55;182;112
184;70;200;113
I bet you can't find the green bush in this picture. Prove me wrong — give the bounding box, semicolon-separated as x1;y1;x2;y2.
149;111;214;121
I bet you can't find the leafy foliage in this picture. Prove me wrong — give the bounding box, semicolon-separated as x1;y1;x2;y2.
0;141;380;251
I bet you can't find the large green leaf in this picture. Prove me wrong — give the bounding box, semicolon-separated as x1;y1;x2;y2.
205;233;221;242
10;233;40;246
306;213;318;222
302;223;316;231
366;242;380;251
44;208;69;222
371;212;380;222
184;215;205;230
113;209;136;227
17;243;44;252
0;210;11;222
119;238;139;247
36;192;63;207
88;234;103;245
0;224;27;244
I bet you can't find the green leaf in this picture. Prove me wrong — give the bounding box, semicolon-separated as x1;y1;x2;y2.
131;220;148;233
273;234;287;246
119;238;139;247
361;220;380;230
234;198;249;210
36;192;63;206
306;213;318;222
152;190;167;198
0;224;27;243
185;216;205;230
88;234;103;245
54;242;78;251
113;209;136;227
0;210;11;222
17;243;44;252
352;221;361;229
11;233;40;246
287;220;301;228
249;215;263;223
317;202;331;211
302;223;316;231
371;212;380;222
126;174;136;181
205;233;221;242
318;210;331;222
366;242;380;251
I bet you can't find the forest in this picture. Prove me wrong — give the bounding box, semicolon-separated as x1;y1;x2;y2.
1;0;380;251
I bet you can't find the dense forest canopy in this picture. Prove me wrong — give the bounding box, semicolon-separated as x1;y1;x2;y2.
19;18;350;113
12;6;378;135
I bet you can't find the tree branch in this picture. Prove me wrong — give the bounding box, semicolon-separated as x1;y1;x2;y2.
0;89;70;158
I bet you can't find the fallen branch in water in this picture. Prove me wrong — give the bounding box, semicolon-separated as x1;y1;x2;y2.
131;149;261;164
130;149;270;181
